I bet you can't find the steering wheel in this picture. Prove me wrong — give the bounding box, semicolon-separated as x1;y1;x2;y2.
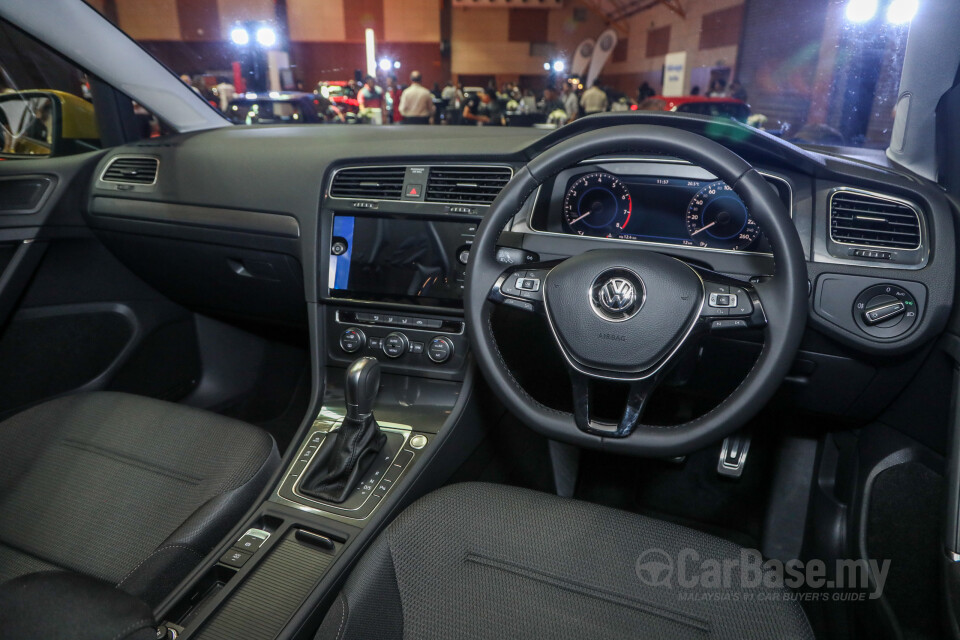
465;125;808;457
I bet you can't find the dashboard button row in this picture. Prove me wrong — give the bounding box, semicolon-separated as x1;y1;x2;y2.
354;312;443;329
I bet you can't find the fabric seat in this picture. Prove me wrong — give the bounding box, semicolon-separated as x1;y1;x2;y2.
316;482;813;640
0;391;279;605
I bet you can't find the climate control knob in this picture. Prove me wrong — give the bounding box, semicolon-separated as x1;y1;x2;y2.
339;327;366;354
382;332;409;358
427;336;454;364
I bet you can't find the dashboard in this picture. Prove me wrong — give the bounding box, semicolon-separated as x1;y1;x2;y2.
529;162;792;255
79;112;958;423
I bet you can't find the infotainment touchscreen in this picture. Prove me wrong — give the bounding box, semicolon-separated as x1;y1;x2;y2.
329;215;475;308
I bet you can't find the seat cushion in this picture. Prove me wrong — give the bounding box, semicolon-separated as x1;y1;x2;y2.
316;482;814;640
0;391;279;604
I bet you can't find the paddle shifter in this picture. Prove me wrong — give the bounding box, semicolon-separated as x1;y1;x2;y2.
299;357;387;503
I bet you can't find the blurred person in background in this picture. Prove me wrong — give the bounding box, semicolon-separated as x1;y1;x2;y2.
637;97;667;111
398;70;436;124
384;75;401;123
463;87;503;126
638;81;655;101
520;88;537;113
441;80;462;124
539;86;564;114
562;83;579;121
358;76;383;109
214;78;235;112
707;78;729;97
730;80;748;102
580;78;608;115
358;76;385;124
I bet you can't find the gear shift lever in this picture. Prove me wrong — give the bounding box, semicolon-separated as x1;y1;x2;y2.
345;356;379;420
299;358;387;504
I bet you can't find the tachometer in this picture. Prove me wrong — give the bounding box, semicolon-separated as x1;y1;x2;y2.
685;181;760;250
562;172;632;237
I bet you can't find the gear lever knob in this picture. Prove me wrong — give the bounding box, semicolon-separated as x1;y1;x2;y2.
345;357;380;421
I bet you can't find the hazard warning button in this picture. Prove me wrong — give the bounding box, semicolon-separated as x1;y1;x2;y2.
404;184;423;199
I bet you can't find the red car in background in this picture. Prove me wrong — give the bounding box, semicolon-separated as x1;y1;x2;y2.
643;95;751;123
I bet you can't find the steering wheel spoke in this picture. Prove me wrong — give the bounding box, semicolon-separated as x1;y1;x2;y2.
570;370;660;438
695;270;768;332
488;261;559;315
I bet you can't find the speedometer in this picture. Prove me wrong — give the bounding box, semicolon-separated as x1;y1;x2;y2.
562;172;632;238
685;181;760;250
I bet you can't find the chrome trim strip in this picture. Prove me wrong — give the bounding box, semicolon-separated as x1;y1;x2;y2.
827;186;924;252
98;154;159;186
524;165;792;258
326;163;515;206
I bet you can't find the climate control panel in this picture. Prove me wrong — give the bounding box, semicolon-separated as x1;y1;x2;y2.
327;308;466;380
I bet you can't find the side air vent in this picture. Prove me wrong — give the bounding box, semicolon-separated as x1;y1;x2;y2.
425;166;512;205
829;190;921;250
101;156;158;185
330;166;405;200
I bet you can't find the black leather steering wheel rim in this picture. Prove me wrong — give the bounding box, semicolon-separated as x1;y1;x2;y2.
465;125;808;456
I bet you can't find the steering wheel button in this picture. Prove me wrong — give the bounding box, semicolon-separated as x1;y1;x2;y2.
711;318;749;331
708;292;737;308
516;277;540;292
503;298;534;312
703;306;728;317
729;288;753;316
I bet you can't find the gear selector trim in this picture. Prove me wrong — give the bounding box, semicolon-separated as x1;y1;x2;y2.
275;421;417;522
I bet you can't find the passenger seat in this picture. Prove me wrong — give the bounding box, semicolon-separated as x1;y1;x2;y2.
0;391;279;605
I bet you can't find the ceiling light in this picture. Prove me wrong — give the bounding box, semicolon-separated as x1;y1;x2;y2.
256;26;277;47
230;27;249;45
845;0;878;23
886;0;918;23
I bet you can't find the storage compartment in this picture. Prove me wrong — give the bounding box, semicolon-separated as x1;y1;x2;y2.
96;231;306;324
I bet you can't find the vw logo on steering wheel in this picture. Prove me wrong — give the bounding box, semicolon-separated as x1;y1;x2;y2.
599;278;635;311
591;269;644;321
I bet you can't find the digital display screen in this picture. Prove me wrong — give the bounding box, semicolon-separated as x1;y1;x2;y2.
613;176;713;243
531;167;786;254
329;215;474;307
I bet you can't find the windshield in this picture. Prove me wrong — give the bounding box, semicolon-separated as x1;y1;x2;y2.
94;0;917;150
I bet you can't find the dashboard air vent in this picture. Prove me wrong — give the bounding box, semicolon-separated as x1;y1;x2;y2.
425;166;512;205
829;190;921;250
330;166;405;200
101;156;158;185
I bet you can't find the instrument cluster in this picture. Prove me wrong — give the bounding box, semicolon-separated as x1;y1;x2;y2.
531;165;789;254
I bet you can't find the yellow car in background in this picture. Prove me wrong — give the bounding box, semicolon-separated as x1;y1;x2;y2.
0;89;99;156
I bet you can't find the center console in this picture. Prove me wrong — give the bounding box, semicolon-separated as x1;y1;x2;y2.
153;166;506;639
320;177;489;380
